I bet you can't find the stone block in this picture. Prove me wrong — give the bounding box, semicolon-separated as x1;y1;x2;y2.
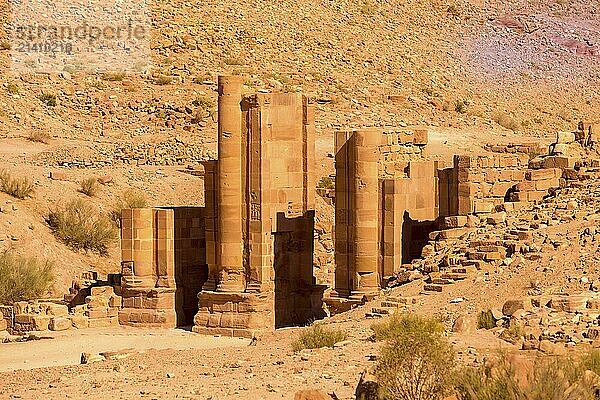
550;295;588;312
542;156;574;169
535;177;560;191
70;315;89;329
32;315;50;331
556;131;576;144
91;286;114;297
0;318;7;331
502;298;532;316
14;314;33;324
525;168;561;181
474;201;494;214
87;309;108;319
49;317;72;331
50;171;68;181
412;128;428;145
88;317;112;328
46;304;69;317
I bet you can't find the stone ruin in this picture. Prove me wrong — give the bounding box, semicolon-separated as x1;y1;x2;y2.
2;76;599;337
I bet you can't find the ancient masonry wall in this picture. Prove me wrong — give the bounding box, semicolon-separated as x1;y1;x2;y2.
193;76;325;337
119;208;177;327
333;128;436;300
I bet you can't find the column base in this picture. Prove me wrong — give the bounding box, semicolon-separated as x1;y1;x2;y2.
119;287;176;328
193;290;273;338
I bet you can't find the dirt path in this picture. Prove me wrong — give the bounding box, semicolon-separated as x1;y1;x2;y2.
0;327;248;372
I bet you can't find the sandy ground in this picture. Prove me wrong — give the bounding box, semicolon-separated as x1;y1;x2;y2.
0;327;247;372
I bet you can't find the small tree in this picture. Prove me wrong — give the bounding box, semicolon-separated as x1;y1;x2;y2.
374;314;455;400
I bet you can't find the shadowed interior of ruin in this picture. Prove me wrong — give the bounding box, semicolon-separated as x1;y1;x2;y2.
273;211;326;328
172;207;208;327
401;211;437;265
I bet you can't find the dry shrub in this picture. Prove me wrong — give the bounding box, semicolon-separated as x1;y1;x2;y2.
110;189;149;225
292;324;347;352
28;131;50;144
47;199;117;255
494;112;520;131
455;353;596;400
79;177;100;197
101;71;126;81
374;314;455;400
0;169;35;199
38;92;57;107
0;251;53;304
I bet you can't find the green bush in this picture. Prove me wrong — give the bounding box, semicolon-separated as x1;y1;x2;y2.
0;169;35;199
374;314;455;400
477;310;496;330
79;177;100;197
317;176;334;190
154;75;173;85
38;92;57;107
292;324;347;352
47;199;117;255
0;251;53;304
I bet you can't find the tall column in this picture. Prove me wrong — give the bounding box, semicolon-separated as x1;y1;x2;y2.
350;129;380;295
216;76;246;292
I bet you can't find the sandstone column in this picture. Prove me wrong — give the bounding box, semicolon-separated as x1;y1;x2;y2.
350;129;380;295
216;76;246;292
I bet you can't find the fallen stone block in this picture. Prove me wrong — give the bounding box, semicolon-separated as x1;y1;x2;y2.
49;171;68;181
424;284;443;292
502;298;532;316
550;295;588;312
49;317;72;331
441;216;467;229
70;314;88;329
80;353;105;364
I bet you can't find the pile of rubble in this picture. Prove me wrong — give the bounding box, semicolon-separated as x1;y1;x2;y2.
1;272;122;337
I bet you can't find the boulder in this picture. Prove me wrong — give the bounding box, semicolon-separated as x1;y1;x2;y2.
452;314;476;334
502;298;532;316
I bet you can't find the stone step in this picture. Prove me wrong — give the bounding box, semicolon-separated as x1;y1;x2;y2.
385;296;418;305
370;307;397;315
431;278;455;285
424;284;444;292
440;273;468;280
450;266;478;274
